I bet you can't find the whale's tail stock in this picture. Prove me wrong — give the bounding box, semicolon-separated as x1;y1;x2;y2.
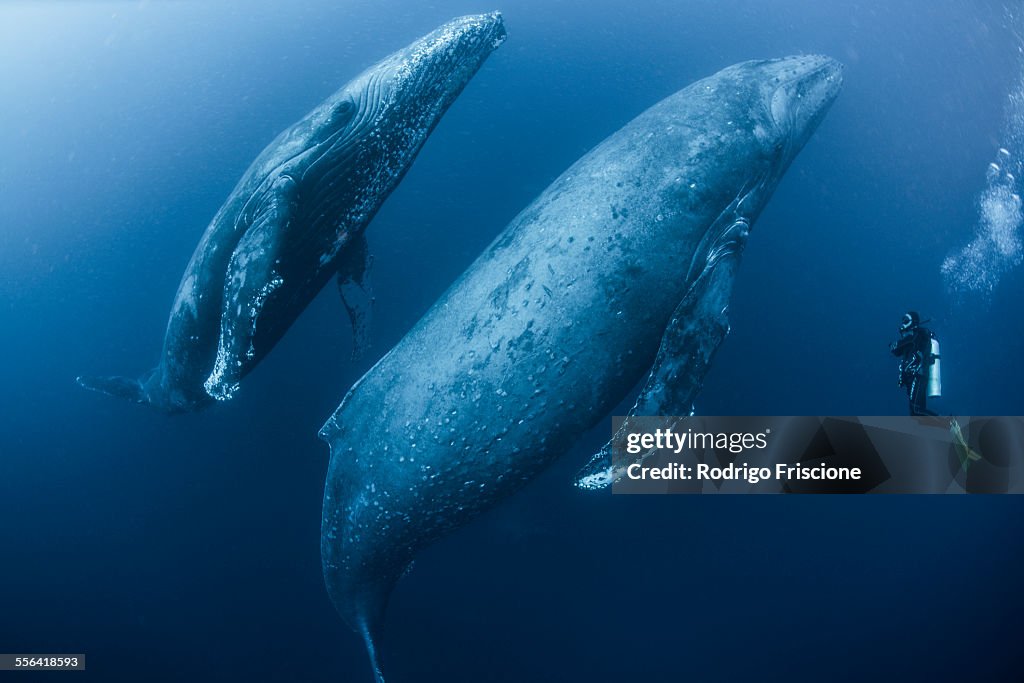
76;371;152;406
339;573;394;683
328;577;391;683
77;367;198;412
321;481;396;683
359;614;386;683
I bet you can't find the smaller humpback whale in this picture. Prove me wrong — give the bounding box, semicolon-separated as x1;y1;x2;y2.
319;56;842;681
77;13;506;412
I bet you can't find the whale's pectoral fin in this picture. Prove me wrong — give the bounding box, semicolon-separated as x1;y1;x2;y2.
76;373;147;404
574;249;742;490
336;232;374;359
204;176;298;400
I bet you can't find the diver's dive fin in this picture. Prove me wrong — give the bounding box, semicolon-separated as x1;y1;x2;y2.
76;374;147;404
337;232;374;359
574;246;741;490
950;419;983;470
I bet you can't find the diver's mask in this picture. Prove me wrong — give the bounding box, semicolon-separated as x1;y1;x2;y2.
899;314;915;333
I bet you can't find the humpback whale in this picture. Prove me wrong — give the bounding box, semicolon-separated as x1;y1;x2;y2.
320;56;842;680
77;13;506;412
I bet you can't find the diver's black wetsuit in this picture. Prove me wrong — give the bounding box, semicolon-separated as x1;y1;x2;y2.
891;326;936;416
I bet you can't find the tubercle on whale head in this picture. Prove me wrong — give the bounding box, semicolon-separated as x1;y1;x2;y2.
452;11;507;50
390;12;507;96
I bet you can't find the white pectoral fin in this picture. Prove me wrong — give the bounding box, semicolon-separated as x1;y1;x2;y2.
336;232;375;359
573;253;739;490
205;176;297;400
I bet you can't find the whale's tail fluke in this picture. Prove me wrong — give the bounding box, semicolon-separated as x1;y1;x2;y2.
76;373;148;405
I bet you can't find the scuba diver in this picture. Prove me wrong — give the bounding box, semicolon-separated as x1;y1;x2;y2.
889;311;941;416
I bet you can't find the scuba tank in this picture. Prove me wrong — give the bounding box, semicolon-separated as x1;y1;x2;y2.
927;335;942;397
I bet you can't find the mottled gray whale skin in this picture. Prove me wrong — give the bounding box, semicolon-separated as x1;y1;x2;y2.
77;13;506;413
320;56;842;679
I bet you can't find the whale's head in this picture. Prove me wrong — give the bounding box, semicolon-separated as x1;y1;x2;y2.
306;12;505;163
290;12;506;243
675;54;842;231
754;54;843;170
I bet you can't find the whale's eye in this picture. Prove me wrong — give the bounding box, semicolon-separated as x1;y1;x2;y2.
331;100;356;126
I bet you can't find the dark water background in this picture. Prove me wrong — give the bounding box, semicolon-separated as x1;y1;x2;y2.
2;1;1023;680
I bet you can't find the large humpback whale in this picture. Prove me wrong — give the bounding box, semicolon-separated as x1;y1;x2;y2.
77;13;506;412
320;55;842;680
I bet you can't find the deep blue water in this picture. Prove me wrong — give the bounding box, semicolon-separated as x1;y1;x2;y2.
2;1;1023;681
